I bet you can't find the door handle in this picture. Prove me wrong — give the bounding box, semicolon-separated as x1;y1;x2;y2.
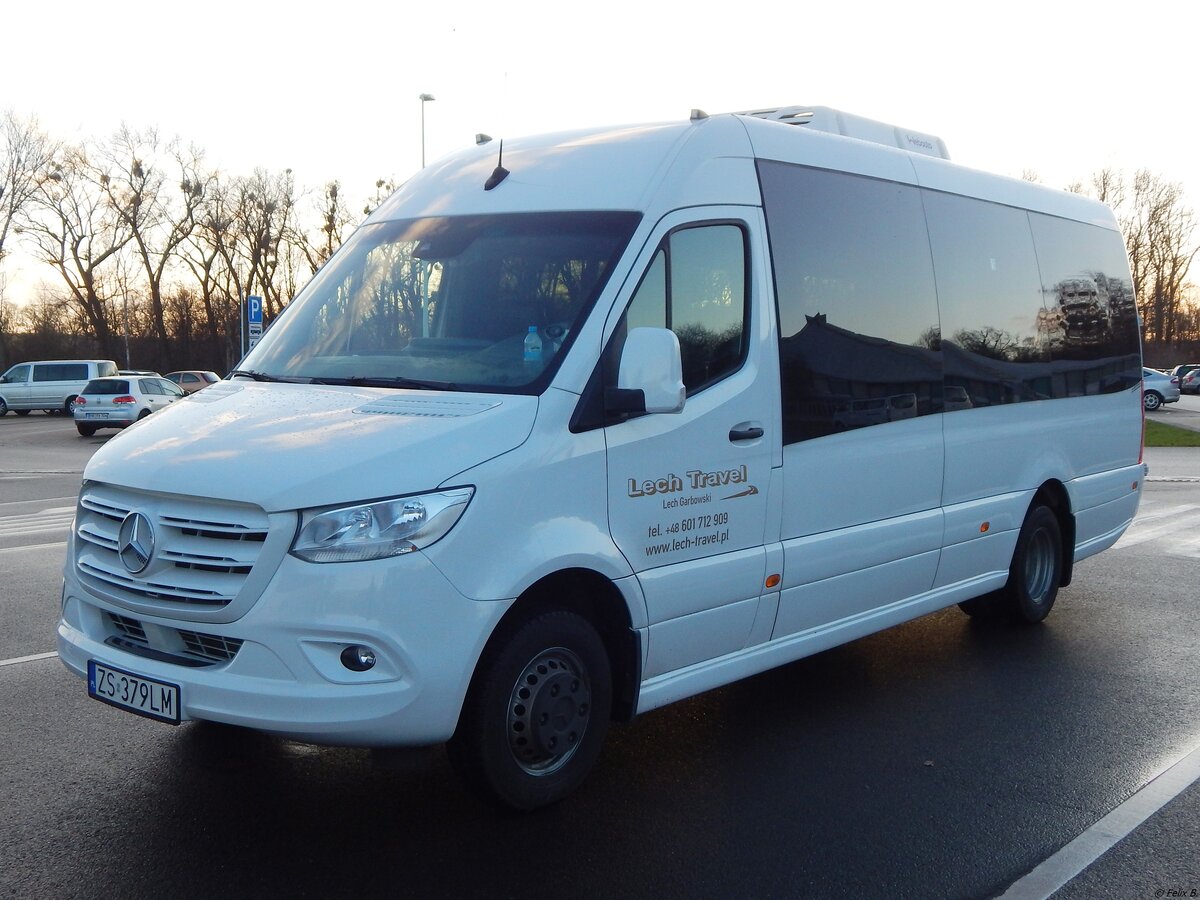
729;425;764;442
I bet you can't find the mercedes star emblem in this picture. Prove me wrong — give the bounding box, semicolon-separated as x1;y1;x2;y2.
117;512;155;574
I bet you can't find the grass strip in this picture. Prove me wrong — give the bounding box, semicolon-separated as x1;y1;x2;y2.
1145;419;1200;447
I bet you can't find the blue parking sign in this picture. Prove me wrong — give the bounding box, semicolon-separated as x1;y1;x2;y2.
247;295;263;325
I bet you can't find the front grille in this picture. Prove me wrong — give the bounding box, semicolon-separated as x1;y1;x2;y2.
76;484;269;610
108;612;147;643
103;611;244;666
177;630;244;662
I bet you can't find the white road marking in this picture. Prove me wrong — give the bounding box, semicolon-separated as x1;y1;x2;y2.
0;508;75;537
0;651;59;667
0;495;76;509
998;740;1200;899
0;541;68;554
1113;507;1200;550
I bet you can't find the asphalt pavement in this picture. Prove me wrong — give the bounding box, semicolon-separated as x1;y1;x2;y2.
1;402;1198;899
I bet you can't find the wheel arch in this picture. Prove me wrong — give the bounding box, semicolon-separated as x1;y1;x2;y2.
478;567;642;722
1032;479;1075;587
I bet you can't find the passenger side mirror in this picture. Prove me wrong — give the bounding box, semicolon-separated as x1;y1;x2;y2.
606;327;685;415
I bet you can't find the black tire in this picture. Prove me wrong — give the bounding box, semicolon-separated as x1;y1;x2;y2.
15;409;30;416
448;609;612;811
1143;391;1163;411
137;408;151;420
76;423;96;437
0;398;7;415
959;504;1062;624
63;397;77;415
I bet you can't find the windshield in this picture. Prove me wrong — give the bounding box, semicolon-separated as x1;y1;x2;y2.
242;211;641;392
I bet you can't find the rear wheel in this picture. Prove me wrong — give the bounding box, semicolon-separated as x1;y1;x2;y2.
1143;391;1163;411
448;609;612;811
959;504;1062;623
63;397;77;415
0;398;7;415
76;423;96;437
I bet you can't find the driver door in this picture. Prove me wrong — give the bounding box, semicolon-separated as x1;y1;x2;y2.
603;212;780;679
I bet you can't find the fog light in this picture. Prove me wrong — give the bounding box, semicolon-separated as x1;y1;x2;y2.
340;645;377;672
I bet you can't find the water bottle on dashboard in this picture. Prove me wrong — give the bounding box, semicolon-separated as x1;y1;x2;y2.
523;326;543;366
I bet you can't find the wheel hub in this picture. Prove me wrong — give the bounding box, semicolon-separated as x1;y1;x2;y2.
1024;526;1056;604
507;648;591;775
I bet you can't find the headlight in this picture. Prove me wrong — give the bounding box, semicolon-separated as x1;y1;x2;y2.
290;488;474;563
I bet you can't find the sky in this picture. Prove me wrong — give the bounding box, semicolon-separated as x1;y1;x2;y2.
3;0;1198;304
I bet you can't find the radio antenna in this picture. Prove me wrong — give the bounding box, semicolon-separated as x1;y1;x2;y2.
485;139;509;191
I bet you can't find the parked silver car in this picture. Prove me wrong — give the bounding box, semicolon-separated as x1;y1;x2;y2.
73;375;185;436
1142;367;1181;411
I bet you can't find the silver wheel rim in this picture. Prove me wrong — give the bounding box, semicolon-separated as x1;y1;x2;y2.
1024;526;1056;605
506;646;591;776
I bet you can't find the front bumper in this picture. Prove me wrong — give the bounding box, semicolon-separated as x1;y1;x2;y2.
58;548;511;746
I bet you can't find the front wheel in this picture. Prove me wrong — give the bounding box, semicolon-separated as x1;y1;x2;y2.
1143;391;1163;411
448;609;612;811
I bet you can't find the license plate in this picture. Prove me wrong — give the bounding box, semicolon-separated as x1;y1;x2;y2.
88;660;181;725
85;412;109;419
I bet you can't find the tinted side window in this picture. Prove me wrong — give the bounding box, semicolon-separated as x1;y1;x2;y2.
4;365;31;383
927;190;1140;405
1028;213;1141;393
759;162;942;444
924;191;1047;407
97;361;118;377
614;224;748;395
34;363;88;382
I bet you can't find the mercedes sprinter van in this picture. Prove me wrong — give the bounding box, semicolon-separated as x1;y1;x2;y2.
57;106;1144;809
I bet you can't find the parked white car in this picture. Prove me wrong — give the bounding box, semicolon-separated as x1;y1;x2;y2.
1142;367;1181;411
73;375;185;436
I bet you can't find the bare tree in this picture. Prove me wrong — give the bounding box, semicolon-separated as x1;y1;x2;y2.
21;141;134;357
97;127;207;364
1121;171;1196;343
0;276;17;366
298;180;353;275
1072;169;1196;346
220;168;300;320
363;178;397;216
1;111;58;264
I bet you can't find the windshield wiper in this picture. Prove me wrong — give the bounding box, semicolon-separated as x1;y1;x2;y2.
227;370;310;383
228;369;276;382
311;375;459;391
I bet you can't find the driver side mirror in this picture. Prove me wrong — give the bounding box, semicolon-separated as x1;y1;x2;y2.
605;327;685;415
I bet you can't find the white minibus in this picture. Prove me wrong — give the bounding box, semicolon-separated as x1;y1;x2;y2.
57;106;1144;810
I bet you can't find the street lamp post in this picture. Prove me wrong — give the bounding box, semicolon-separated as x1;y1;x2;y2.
419;94;435;168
